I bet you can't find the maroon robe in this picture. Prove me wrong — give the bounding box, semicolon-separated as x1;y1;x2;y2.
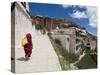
24;33;33;58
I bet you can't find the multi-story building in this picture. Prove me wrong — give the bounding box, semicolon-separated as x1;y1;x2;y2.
50;26;87;56
32;16;70;30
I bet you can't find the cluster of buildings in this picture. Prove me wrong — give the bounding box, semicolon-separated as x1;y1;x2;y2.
32;15;97;56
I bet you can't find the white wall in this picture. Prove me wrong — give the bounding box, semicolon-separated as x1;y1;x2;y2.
15;3;36;49
90;41;96;50
51;35;70;53
51;28;76;54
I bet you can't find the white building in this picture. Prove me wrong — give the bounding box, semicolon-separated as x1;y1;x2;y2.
50;28;76;54
50;26;89;56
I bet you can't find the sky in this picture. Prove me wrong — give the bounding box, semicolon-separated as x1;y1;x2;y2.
29;2;97;36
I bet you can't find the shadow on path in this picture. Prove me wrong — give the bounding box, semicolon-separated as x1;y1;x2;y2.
17;57;25;61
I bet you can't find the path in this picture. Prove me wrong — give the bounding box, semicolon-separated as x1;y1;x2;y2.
15;34;61;73
69;52;86;70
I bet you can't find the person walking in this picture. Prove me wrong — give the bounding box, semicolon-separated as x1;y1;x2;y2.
22;33;33;61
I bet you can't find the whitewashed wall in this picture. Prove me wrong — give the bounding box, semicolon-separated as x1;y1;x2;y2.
90;41;96;50
15;3;36;49
51;35;70;53
51;28;76;54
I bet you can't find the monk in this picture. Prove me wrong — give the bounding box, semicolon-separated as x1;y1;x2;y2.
24;33;33;61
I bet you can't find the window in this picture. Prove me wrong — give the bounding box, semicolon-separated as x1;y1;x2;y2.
76;39;80;43
67;38;69;42
76;45;81;51
76;31;80;36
